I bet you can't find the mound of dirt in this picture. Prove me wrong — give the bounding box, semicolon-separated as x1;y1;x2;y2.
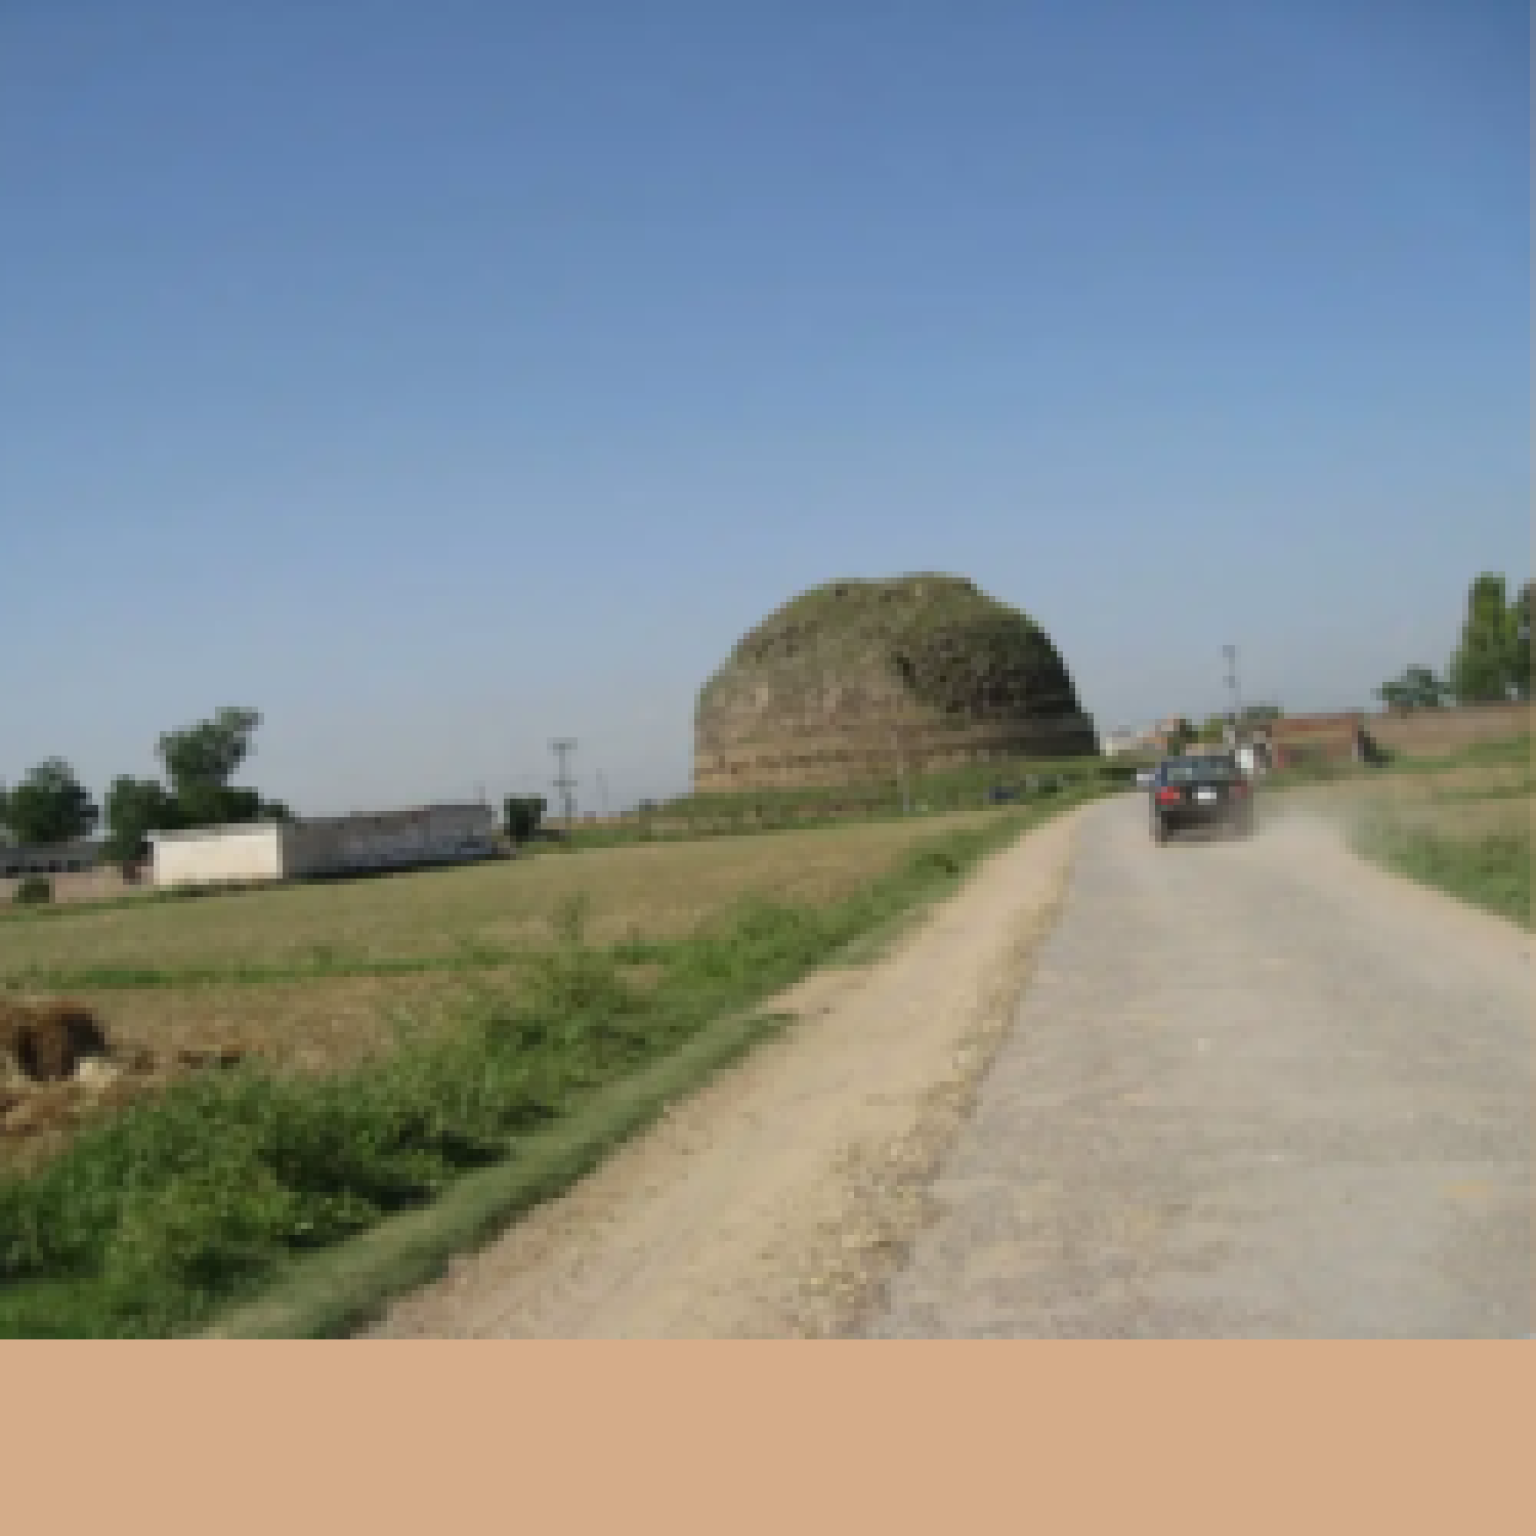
2;997;252;1164
0;997;114;1083
694;573;1099;792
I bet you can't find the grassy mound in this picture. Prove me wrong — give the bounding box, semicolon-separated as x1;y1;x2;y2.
695;574;1099;790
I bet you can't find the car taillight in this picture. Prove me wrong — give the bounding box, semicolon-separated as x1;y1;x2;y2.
1230;780;1250;795
1155;788;1181;805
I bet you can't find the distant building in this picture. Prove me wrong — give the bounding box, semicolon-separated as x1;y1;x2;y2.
149;803;496;889
1266;711;1369;769
0;838;104;878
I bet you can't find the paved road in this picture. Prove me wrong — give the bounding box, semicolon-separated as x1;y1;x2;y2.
863;794;1532;1338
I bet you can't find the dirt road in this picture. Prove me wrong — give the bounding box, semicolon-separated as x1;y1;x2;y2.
363;806;1082;1337
365;793;1531;1339
866;795;1532;1338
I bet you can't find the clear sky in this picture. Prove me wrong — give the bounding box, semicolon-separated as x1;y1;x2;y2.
2;1;1527;817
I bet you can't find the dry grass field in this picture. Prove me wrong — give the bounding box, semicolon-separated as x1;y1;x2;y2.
1282;745;1531;833
0;797;1084;1337
0;807;1020;1165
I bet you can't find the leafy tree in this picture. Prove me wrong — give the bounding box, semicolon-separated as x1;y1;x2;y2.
1197;715;1230;743
1376;665;1448;711
103;777;183;869
157;707;261;796
174;783;293;830
175;783;244;829
503;794;546;843
150;707;291;830
1447;574;1522;703
106;774;292;865
0;758;98;845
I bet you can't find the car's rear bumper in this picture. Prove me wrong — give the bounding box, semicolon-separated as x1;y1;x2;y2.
1158;803;1251;827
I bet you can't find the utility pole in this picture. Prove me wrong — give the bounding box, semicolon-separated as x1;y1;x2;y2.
1223;644;1242;741
551;739;578;828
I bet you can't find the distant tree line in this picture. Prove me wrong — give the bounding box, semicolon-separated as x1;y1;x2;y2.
0;706;291;873
1377;573;1531;711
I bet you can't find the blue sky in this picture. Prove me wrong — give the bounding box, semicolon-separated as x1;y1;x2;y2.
2;1;1527;817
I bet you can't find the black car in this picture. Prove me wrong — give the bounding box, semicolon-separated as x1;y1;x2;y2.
1148;753;1254;843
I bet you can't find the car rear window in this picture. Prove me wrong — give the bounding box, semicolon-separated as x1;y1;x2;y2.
1160;757;1241;783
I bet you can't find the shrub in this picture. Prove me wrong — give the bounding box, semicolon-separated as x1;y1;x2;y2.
12;875;52;906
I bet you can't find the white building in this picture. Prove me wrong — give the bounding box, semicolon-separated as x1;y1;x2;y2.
149;803;496;889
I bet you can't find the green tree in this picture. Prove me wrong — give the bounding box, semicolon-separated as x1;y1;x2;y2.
152;707;291;829
1197;715;1229;743
503;794;546;844
0;758;98;845
1376;665;1449;711
157;706;261;796
1447;574;1521;703
103;777;183;869
174;783;293;830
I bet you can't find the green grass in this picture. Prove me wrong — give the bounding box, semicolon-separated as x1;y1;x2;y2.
0;792;1092;1338
198;1005;797;1340
1260;731;1532;929
1352;820;1532;929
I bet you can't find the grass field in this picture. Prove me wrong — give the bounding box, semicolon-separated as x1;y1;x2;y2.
0;808;1018;1088
1266;733;1532;928
0;795;1094;1337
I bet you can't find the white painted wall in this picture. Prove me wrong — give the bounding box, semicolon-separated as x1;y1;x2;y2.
150;824;287;887
149;806;495;887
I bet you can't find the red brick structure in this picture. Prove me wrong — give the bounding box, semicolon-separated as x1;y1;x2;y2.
1267;711;1369;769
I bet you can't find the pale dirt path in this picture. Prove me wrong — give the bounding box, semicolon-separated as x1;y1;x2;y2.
866;793;1532;1338
361;806;1085;1338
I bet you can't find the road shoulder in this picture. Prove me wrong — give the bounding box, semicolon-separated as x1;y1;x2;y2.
361;802;1088;1337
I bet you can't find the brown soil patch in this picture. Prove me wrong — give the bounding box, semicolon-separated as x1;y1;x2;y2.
0;997;113;1083
0;992;261;1174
